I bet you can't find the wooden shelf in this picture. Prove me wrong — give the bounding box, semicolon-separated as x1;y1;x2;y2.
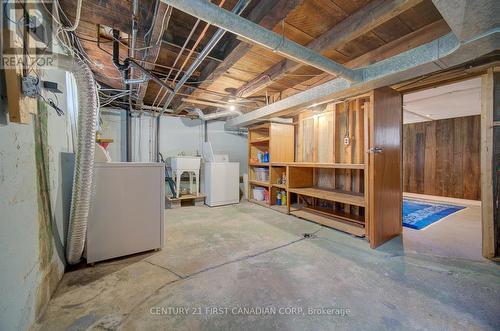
272;183;286;189
289;187;365;207
269;204;288;214
272;162;364;169
249;163;270;167
250;137;270;144
248;198;269;207
249;180;269;187
302;206;364;226
291;210;365;237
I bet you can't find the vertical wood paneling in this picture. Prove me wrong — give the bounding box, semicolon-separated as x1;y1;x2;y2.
403;115;480;200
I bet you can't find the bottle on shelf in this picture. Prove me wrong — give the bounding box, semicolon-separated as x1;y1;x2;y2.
257;152;263;163
264;189;270;203
276;191;281;206
281;191;287;205
264;151;269;163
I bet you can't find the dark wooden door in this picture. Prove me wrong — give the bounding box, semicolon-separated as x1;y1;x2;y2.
368;87;403;248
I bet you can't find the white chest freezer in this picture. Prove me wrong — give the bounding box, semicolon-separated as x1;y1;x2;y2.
85;162;165;264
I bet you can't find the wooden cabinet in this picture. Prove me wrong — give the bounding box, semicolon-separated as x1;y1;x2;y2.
247;88;403;248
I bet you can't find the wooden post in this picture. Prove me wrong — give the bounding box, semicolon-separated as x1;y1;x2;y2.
481;67;498;259
3;5;37;123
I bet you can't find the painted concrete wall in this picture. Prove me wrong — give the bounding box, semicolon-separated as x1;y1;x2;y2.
0;69;73;330
121;113;248;175
101;113;248;197
206;120;248;175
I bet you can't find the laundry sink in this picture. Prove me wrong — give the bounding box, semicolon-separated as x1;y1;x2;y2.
167;156;201;171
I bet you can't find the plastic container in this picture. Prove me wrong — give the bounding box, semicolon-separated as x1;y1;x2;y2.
264;189;270;203
254;167;269;182
252;187;265;201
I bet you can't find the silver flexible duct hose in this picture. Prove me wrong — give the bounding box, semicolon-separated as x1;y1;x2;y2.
54;55;98;265
189;108;242;121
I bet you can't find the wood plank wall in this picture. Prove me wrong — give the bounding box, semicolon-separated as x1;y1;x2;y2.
403;115;481;200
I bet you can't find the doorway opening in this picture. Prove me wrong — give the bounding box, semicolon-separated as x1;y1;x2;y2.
401;77;483;260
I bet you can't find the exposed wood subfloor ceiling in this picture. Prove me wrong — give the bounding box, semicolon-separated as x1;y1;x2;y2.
60;0;450;115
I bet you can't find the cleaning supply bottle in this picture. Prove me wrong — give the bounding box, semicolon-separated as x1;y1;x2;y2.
264;151;269;163
264;189;270;203
276;191;281;205
281;191;287;205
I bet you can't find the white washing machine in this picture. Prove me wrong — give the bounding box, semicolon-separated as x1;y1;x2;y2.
203;142;240;207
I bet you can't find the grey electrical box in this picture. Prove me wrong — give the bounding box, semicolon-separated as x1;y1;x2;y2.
21;76;38;97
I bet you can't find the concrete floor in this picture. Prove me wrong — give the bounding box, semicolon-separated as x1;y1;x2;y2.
403;193;484;261
35;202;500;331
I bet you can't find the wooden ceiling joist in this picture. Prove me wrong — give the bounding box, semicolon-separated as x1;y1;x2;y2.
236;0;425;98
59;0;155;36
274;19;450;101
172;0;305;113
135;3;172;105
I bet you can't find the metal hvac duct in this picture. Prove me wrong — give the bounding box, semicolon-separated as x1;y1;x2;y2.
52;55;98;264
189;108;242;121
160;0;359;82
161;0;251;112
223;0;500;127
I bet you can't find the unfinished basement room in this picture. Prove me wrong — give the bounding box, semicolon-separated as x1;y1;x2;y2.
1;0;499;330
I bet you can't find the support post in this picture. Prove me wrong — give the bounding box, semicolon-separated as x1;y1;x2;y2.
481;67;499;259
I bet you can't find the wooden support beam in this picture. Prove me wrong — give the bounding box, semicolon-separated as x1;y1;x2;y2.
181;98;250;109
136;3;171;105
59;0;156;36
237;0;424;98
3;6;37;123
481;67;499;259
172;0;304;113
275;19;450;101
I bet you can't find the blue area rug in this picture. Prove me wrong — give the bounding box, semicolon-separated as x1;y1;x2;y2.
402;199;466;230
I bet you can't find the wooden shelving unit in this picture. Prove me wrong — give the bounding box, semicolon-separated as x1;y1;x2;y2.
282;162;364;169
288;187;365;207
247;123;294;206
290;210;365;237
249;180;270;187
248;90;403;248
249;137;270;144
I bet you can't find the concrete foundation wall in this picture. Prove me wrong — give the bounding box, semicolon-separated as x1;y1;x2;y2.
0;69;73;330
